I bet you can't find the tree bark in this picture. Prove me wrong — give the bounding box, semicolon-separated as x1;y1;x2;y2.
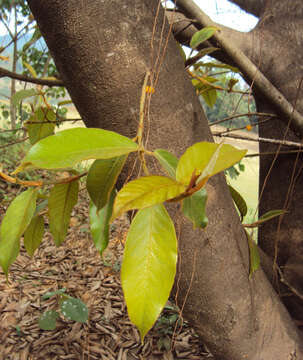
171;0;303;326
228;0;265;18
27;1;303;358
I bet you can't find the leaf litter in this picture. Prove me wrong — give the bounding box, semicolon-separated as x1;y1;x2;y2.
0;191;213;359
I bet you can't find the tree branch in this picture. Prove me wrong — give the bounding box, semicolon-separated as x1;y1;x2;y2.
227;0;264;18
175;0;303;136
0;66;64;87
212;131;303;148
209;112;276;127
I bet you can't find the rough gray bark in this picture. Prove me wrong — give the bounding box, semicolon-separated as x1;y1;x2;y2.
27;1;303;358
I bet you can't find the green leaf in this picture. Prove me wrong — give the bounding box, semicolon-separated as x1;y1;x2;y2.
196;62;240;73
42;288;66;300
245;230;260;277
61;298;88;323
201;88;217;108
0;188;37;275
22;27;42;52
121;204;177;340
154;149;178;178
34;199;48;216
246;209;286;228
26;107;55;145
23;215;44;257
14;128;139;173
12;89;39;107
89;190;115;256
111;176;186;221
176;142;247;185
87;155;126;211
192;76;218;92
190;47;219;61
228;185;247;221
190;26;220;49
259;209;285;223
38;310;59;330
48;180;79;246
182;188;208;228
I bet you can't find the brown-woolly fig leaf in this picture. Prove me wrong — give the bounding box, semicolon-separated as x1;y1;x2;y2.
13;128;139;173
111;176;186;221
182;188;208;228
176;142;247;185
26;106;56;145
0;188;37;275
154;149;178;178
48;180;79;246
121;204;177;341
87;155;126;211
89;190;115;256
24;215;44;257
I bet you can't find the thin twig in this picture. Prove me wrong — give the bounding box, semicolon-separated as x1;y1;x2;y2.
0;127;25;133
0;66;64;87
209;112;276;127
0;136;28;149
246;149;303;158
212;132;303;148
277;267;303;302
188;69;249;95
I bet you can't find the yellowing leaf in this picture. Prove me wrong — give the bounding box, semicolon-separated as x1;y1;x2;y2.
24;215;44;257
176;142;247;185
111;176;186;221
14;128;138;173
121;204;177;340
23;61;37;78
0;55;9;61
0;188;37;275
48;180;79;246
87;155;126;211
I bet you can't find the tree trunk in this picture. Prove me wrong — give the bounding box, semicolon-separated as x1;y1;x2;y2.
229;0;303;325
27;1;303;358
171;0;303;330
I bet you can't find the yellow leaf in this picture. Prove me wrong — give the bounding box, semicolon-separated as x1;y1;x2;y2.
23;61;37;78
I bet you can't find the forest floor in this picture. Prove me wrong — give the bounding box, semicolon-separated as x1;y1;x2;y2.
0;189;213;360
